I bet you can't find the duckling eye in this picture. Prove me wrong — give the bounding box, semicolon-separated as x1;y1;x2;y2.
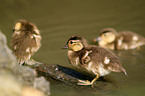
13;29;15;32
70;41;73;44
104;34;107;37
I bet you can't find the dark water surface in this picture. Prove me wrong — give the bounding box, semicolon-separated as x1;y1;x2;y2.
0;0;145;96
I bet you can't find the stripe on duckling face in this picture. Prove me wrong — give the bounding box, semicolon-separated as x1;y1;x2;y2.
68;40;83;51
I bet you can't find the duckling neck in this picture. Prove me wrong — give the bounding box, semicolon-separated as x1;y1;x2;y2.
99;40;115;50
68;50;77;62
99;40;115;46
71;46;84;51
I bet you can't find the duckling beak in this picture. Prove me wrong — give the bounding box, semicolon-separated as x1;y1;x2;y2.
93;37;102;42
62;45;68;49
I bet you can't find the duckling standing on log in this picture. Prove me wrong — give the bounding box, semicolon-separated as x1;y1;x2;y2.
93;28;145;50
63;36;127;85
11;20;41;65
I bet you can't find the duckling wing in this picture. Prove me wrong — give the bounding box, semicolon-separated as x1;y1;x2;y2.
85;46;127;75
11;35;37;56
116;31;145;49
79;49;92;65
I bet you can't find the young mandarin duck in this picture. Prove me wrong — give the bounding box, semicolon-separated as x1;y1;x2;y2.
63;36;127;85
94;28;145;50
11;20;41;65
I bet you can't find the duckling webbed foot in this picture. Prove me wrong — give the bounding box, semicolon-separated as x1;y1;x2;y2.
77;74;99;86
77;80;94;85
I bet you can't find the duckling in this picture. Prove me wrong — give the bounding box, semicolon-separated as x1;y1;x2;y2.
93;28;145;50
11;20;41;65
63;36;127;85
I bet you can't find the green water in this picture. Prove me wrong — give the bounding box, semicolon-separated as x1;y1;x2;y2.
0;0;145;96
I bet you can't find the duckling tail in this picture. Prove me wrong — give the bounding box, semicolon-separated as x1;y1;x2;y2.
122;68;128;77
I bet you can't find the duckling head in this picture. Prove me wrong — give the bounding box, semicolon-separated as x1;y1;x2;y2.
63;36;88;51
13;19;40;37
94;28;117;45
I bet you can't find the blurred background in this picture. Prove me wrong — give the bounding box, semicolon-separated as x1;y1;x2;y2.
0;0;145;96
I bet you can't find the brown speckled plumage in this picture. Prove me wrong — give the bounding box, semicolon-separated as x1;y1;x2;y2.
11;20;41;65
94;28;145;50
68;45;126;75
63;36;127;85
116;31;145;50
